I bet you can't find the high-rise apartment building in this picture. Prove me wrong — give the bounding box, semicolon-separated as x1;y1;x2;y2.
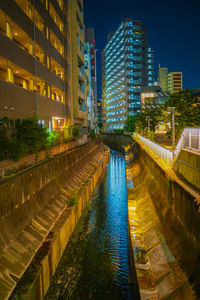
68;0;87;133
102;18;154;131
168;72;182;94
158;64;168;92
84;41;95;129
0;0;70;130
0;0;88;132
85;28;97;129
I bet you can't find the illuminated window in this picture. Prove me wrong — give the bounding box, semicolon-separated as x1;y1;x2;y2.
46;27;49;39
6;22;12;39
46;0;48;10
7;67;14;82
48;85;51;98
27;4;33;19
38;16;44;33
28;41;33;55
47;56;50;68
29;78;34;90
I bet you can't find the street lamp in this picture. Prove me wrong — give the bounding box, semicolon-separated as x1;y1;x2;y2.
168;107;175;151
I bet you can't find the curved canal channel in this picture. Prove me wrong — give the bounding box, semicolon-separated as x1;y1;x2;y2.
46;150;140;300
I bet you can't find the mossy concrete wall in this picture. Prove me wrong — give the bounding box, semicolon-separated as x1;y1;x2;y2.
174;149;200;190
136;143;200;246
0;139;110;300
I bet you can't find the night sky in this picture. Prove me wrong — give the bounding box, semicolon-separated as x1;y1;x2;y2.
84;0;200;99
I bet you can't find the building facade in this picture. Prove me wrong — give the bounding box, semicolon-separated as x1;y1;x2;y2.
102;18;154;131
0;0;70;130
85;28;97;129
141;86;168;109
84;41;95;129
168;72;182;94
158;64;168;92
68;0;87;133
0;0;88;132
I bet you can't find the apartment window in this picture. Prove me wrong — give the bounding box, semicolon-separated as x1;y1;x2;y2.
28;41;33;55
46;27;49;39
6;22;12;39
7;67;14;82
29;78;34;90
38;16;44;33
48;85;51;98
47;56;50;69
27;4;33;19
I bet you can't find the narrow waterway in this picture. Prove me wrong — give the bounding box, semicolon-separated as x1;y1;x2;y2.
46;150;139;300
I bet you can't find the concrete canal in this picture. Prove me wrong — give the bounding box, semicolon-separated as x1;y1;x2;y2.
46;150;140;300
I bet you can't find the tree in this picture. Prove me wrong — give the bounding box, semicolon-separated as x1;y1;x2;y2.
125;116;136;132
164;89;200;136
135;107;163;134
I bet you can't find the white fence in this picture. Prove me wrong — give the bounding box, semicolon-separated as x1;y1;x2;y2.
134;133;174;165
134;128;200;166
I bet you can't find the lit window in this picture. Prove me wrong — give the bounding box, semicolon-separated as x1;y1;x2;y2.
7;67;14;83
27;4;33;19
6;23;12;39
48;85;51;98
46;27;49;39
47;56;50;68
46;0;48;10
28;41;33;55
29;78;34;90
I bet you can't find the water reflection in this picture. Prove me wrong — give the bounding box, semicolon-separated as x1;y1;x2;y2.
46;150;138;300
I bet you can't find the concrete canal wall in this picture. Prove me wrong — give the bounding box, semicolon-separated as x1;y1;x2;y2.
126;137;200;299
0;139;110;300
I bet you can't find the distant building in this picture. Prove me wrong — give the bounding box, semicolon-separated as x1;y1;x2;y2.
158;64;168;92
97;100;102;123
141;86;168;109
168;72;183;94
84;42;95;129
68;0;88;133
102;18;154;131
85;28;97;128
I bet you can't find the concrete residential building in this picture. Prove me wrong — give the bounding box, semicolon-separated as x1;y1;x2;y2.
168;72;183;94
158;64;168;92
68;0;87;133
102;18;154;131
141;86;168;109
85;28;97;129
84;41;95;129
0;0;69;130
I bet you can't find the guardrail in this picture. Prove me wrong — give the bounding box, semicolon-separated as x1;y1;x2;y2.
134;127;200;166
134;133;174;165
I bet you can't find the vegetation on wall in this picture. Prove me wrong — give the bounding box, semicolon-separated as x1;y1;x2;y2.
0;117;81;162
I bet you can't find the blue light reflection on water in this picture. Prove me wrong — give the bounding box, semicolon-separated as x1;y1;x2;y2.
69;150;134;299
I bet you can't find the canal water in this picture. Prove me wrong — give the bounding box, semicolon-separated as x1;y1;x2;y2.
46;150;139;300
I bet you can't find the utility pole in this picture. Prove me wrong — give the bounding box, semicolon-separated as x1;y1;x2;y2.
168;107;175;151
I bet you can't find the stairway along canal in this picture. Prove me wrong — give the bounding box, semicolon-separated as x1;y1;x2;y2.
46;150;139;300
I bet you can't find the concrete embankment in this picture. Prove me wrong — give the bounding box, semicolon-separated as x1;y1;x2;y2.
0;139;110;300
125;138;200;299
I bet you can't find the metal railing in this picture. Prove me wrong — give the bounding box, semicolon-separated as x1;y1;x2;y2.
134;128;200;166
134;133;174;165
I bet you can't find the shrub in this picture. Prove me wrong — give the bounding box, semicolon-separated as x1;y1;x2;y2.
15;117;49;153
113;129;123;135
67;189;78;206
90;129;96;138
70;125;80;138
